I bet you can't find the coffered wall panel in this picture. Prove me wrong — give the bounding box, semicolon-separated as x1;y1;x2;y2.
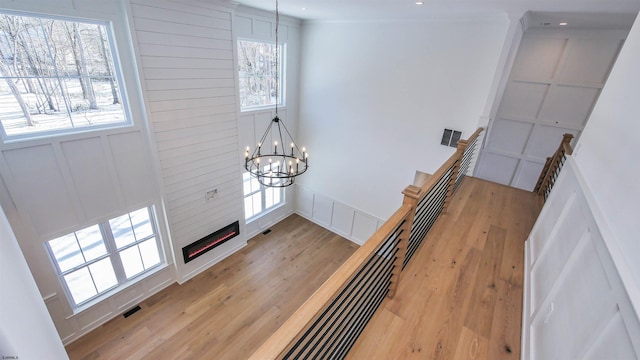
477;27;627;191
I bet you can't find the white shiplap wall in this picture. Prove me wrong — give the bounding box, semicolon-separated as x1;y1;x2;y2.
130;0;246;282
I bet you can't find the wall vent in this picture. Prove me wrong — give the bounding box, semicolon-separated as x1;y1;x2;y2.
123;305;141;318
441;129;462;148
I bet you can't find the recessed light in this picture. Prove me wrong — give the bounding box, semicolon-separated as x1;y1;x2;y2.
559;22;568;26
416;1;424;5
301;7;307;11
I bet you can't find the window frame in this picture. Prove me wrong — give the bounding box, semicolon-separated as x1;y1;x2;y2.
45;206;164;309
237;38;286;112
0;10;134;142
242;169;285;222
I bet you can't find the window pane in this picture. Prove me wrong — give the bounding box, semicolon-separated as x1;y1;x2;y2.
250;176;260;193
64;267;97;305
49;233;84;272
0;14;129;138
88;258;117;293
130;208;153;240
139;238;161;269
243;176;252;195
110;213;135;249
119;246;144;279
76;225;106;262
238;40;284;110
265;187;274;209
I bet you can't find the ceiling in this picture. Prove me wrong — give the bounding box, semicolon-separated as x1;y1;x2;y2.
233;0;640;23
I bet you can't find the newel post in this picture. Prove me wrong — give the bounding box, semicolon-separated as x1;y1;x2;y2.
388;185;421;298
443;139;467;212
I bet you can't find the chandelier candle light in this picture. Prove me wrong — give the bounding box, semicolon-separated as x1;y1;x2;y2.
244;0;308;187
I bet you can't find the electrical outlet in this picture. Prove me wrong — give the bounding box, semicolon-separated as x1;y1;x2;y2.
205;188;217;201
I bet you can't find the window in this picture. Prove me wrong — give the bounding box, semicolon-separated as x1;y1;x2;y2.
243;169;283;220
46;207;162;307
237;39;285;110
0;12;129;140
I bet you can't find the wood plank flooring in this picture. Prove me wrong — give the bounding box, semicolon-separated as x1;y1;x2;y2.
66;177;540;360
65;214;359;360
347;177;540;360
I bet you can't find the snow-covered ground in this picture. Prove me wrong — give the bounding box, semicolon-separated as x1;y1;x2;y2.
0;79;125;137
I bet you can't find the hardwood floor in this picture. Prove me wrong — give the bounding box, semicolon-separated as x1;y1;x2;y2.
66;178;540;360
347;177;541;360
65;214;359;360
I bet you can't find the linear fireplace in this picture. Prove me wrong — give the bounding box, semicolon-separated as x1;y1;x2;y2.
182;221;240;264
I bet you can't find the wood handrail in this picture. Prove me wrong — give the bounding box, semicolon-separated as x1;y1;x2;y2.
249;127;485;359
249;204;413;359
463;127;484;146
406;129;483;200
534;133;574;196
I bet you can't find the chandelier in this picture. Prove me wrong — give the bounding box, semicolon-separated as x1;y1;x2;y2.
244;0;308;187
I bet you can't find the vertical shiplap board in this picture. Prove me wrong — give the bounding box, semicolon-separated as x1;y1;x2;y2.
131;0;245;282
522;158;640;360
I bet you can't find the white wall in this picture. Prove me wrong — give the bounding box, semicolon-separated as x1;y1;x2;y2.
0;206;68;360
573;15;640;298
297;16;510;220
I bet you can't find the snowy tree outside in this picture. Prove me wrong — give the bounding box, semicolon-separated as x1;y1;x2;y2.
238;39;284;110
0;13;128;139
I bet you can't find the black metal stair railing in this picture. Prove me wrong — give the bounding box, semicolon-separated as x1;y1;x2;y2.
403;164;453;269
249;128;485;360
284;221;403;359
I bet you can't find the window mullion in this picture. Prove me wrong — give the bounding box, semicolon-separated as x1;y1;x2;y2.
261;184;268;210
101;222;127;284
147;206;165;263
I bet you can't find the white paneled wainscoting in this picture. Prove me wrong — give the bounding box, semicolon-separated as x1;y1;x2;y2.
296;185;385;246
522;157;640;359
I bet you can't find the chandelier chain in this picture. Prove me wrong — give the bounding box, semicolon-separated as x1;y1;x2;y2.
275;0;279;115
